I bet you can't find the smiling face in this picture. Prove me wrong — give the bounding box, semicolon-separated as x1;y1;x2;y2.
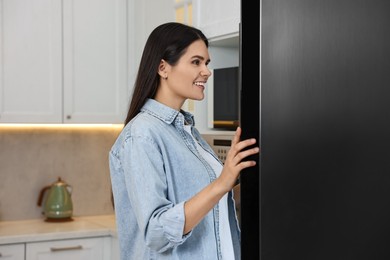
155;39;212;110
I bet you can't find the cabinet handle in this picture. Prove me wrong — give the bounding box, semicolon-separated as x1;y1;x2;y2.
50;245;83;252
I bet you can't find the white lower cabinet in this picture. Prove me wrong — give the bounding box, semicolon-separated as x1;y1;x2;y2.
26;237;111;260
0;244;25;260
110;236;120;260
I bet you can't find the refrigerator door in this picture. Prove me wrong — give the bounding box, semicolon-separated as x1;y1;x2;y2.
240;0;390;259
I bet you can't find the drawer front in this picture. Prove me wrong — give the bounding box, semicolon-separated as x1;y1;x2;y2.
0;244;25;260
26;237;110;260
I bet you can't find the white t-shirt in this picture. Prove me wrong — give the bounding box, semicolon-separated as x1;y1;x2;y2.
184;125;235;260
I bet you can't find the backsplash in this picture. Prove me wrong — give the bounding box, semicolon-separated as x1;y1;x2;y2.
0;125;123;221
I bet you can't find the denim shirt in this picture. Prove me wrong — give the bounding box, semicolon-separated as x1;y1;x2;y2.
109;99;241;260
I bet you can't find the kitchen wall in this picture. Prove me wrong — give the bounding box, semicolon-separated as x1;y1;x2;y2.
0;125;122;221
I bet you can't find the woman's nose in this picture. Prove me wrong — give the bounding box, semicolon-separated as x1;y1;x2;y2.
201;68;211;77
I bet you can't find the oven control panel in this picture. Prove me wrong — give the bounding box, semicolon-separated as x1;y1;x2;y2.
201;132;234;164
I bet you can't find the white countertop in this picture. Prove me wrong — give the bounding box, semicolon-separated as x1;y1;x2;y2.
0;215;117;245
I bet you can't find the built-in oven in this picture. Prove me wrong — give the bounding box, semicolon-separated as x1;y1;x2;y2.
201;132;241;224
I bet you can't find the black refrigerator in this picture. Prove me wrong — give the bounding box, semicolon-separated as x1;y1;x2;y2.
239;0;390;259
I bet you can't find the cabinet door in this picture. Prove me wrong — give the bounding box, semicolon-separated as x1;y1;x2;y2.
62;0;128;123
0;0;62;123
26;237;110;260
110;236;120;260
192;0;240;40
0;244;25;260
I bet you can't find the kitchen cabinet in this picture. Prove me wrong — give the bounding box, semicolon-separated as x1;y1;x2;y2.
132;0;175;81
0;237;113;260
0;0;128;124
0;243;25;260
0;215;119;260
191;0;240;132
26;237;111;260
0;0;62;123
110;236;120;260
192;0;240;42
192;0;240;68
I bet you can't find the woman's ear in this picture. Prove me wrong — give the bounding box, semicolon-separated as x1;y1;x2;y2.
158;59;168;79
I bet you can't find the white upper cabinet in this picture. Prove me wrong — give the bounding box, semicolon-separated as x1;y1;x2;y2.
0;0;129;123
192;0;240;42
0;0;63;123
62;0;128;123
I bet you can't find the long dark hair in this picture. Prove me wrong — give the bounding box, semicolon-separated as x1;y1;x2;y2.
124;22;209;125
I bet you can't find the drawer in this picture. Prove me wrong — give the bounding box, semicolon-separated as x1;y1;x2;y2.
0;243;25;260
26;237;110;260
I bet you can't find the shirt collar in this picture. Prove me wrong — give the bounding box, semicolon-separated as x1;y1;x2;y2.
141;99;196;127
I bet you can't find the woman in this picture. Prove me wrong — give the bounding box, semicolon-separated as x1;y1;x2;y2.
109;22;259;260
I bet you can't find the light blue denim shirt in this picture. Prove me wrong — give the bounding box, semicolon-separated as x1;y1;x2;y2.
109;99;241;260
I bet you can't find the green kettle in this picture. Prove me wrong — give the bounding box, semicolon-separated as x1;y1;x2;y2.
37;177;73;221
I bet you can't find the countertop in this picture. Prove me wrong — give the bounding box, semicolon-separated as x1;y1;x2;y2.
0;215;117;245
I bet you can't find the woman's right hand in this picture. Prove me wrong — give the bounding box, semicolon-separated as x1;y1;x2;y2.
217;126;259;193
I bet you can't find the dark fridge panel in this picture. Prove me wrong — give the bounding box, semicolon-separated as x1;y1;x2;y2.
239;0;261;259
240;0;390;259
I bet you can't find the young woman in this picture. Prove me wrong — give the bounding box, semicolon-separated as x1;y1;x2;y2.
109;22;259;260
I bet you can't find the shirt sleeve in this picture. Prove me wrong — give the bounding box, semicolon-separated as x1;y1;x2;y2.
122;134;192;252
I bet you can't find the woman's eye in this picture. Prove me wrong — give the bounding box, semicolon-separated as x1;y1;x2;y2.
192;60;201;65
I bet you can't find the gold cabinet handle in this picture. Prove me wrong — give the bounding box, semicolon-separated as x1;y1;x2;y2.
50;245;83;252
